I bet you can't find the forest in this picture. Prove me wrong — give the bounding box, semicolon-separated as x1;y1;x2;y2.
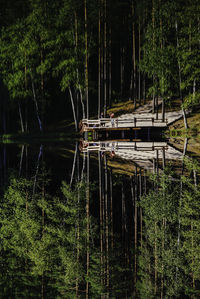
0;0;200;298
0;0;200;134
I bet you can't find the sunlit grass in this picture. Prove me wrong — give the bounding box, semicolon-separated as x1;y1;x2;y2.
107;99;144;116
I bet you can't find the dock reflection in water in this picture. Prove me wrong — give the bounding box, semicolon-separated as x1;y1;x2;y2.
79;140;184;173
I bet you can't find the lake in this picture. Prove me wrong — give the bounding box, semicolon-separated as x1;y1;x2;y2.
0;137;199;298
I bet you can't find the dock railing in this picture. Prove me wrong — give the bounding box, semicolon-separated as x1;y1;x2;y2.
81;117;168;130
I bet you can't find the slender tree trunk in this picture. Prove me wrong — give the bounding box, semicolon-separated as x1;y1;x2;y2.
98;151;103;286
76;146;81;296
121;180;125;243
18;101;25;133
109;24;112;107
103;0;107;117
81;152;86;180
159;3;165;123
25;103;28;132
86;151;90;299
152;0;155;113
152;76;155;113
154;222;157;294
110;170;113;249
161;219;164;299
68;87;78;132
120;45;125;97
134;169;137;285
84;0;89;119
40;47;45;125
175;20;188;129
132;1;136;108
19;144;25;177
100;7;104;117
143;74;146;104
74;11;85;119
139;169;143;247
79;88;85;119
138;20;141;105
32;144;43;198
104;155;109;288
24;52;28;132
70;142;78;187
142;10;146;104
31;76;43;132
191;222;195;289
98;0;101;118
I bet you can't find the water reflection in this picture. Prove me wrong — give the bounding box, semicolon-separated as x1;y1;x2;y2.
80;140;184;173
0;140;199;298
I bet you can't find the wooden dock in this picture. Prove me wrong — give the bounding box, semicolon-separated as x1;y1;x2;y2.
80;116;168;132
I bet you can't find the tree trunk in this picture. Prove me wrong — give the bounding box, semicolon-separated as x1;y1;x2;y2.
86;151;90;299
98;0;101;118
98;151;103;286
68;87;78;131
134;169;137;284
138;21;141;105
152;0;155;113
76;144;80;296
74;11;85;119
70;142;78;187
31;77;43;132
104;155;109;288
108;24;112;107
175;20;188;129
84;0;89;119
19;144;24;177
103;0;107;117
120;45;125;98
132;1;136;108
32;144;43;198
18;101;25;133
110;169;113;249
40;47;45;125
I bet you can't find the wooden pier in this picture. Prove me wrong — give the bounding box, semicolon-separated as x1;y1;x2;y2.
80;116;168;132
80;116;168;140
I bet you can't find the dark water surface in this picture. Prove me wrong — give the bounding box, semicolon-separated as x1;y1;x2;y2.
0;139;200;298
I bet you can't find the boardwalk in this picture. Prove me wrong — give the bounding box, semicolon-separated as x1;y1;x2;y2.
118;111;185;126
80;110;186;132
80;116;167;132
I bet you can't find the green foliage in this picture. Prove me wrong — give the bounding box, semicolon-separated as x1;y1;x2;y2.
138;161;200;297
0;171;90;297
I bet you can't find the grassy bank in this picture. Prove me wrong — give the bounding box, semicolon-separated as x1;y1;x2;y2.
167;107;200;156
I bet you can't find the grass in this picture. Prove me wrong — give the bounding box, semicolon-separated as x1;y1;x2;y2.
169;111;200;132
106;99;146;116
167;106;200;156
107;97;182;116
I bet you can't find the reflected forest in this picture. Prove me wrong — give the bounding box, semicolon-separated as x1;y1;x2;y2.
0;0;200;299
